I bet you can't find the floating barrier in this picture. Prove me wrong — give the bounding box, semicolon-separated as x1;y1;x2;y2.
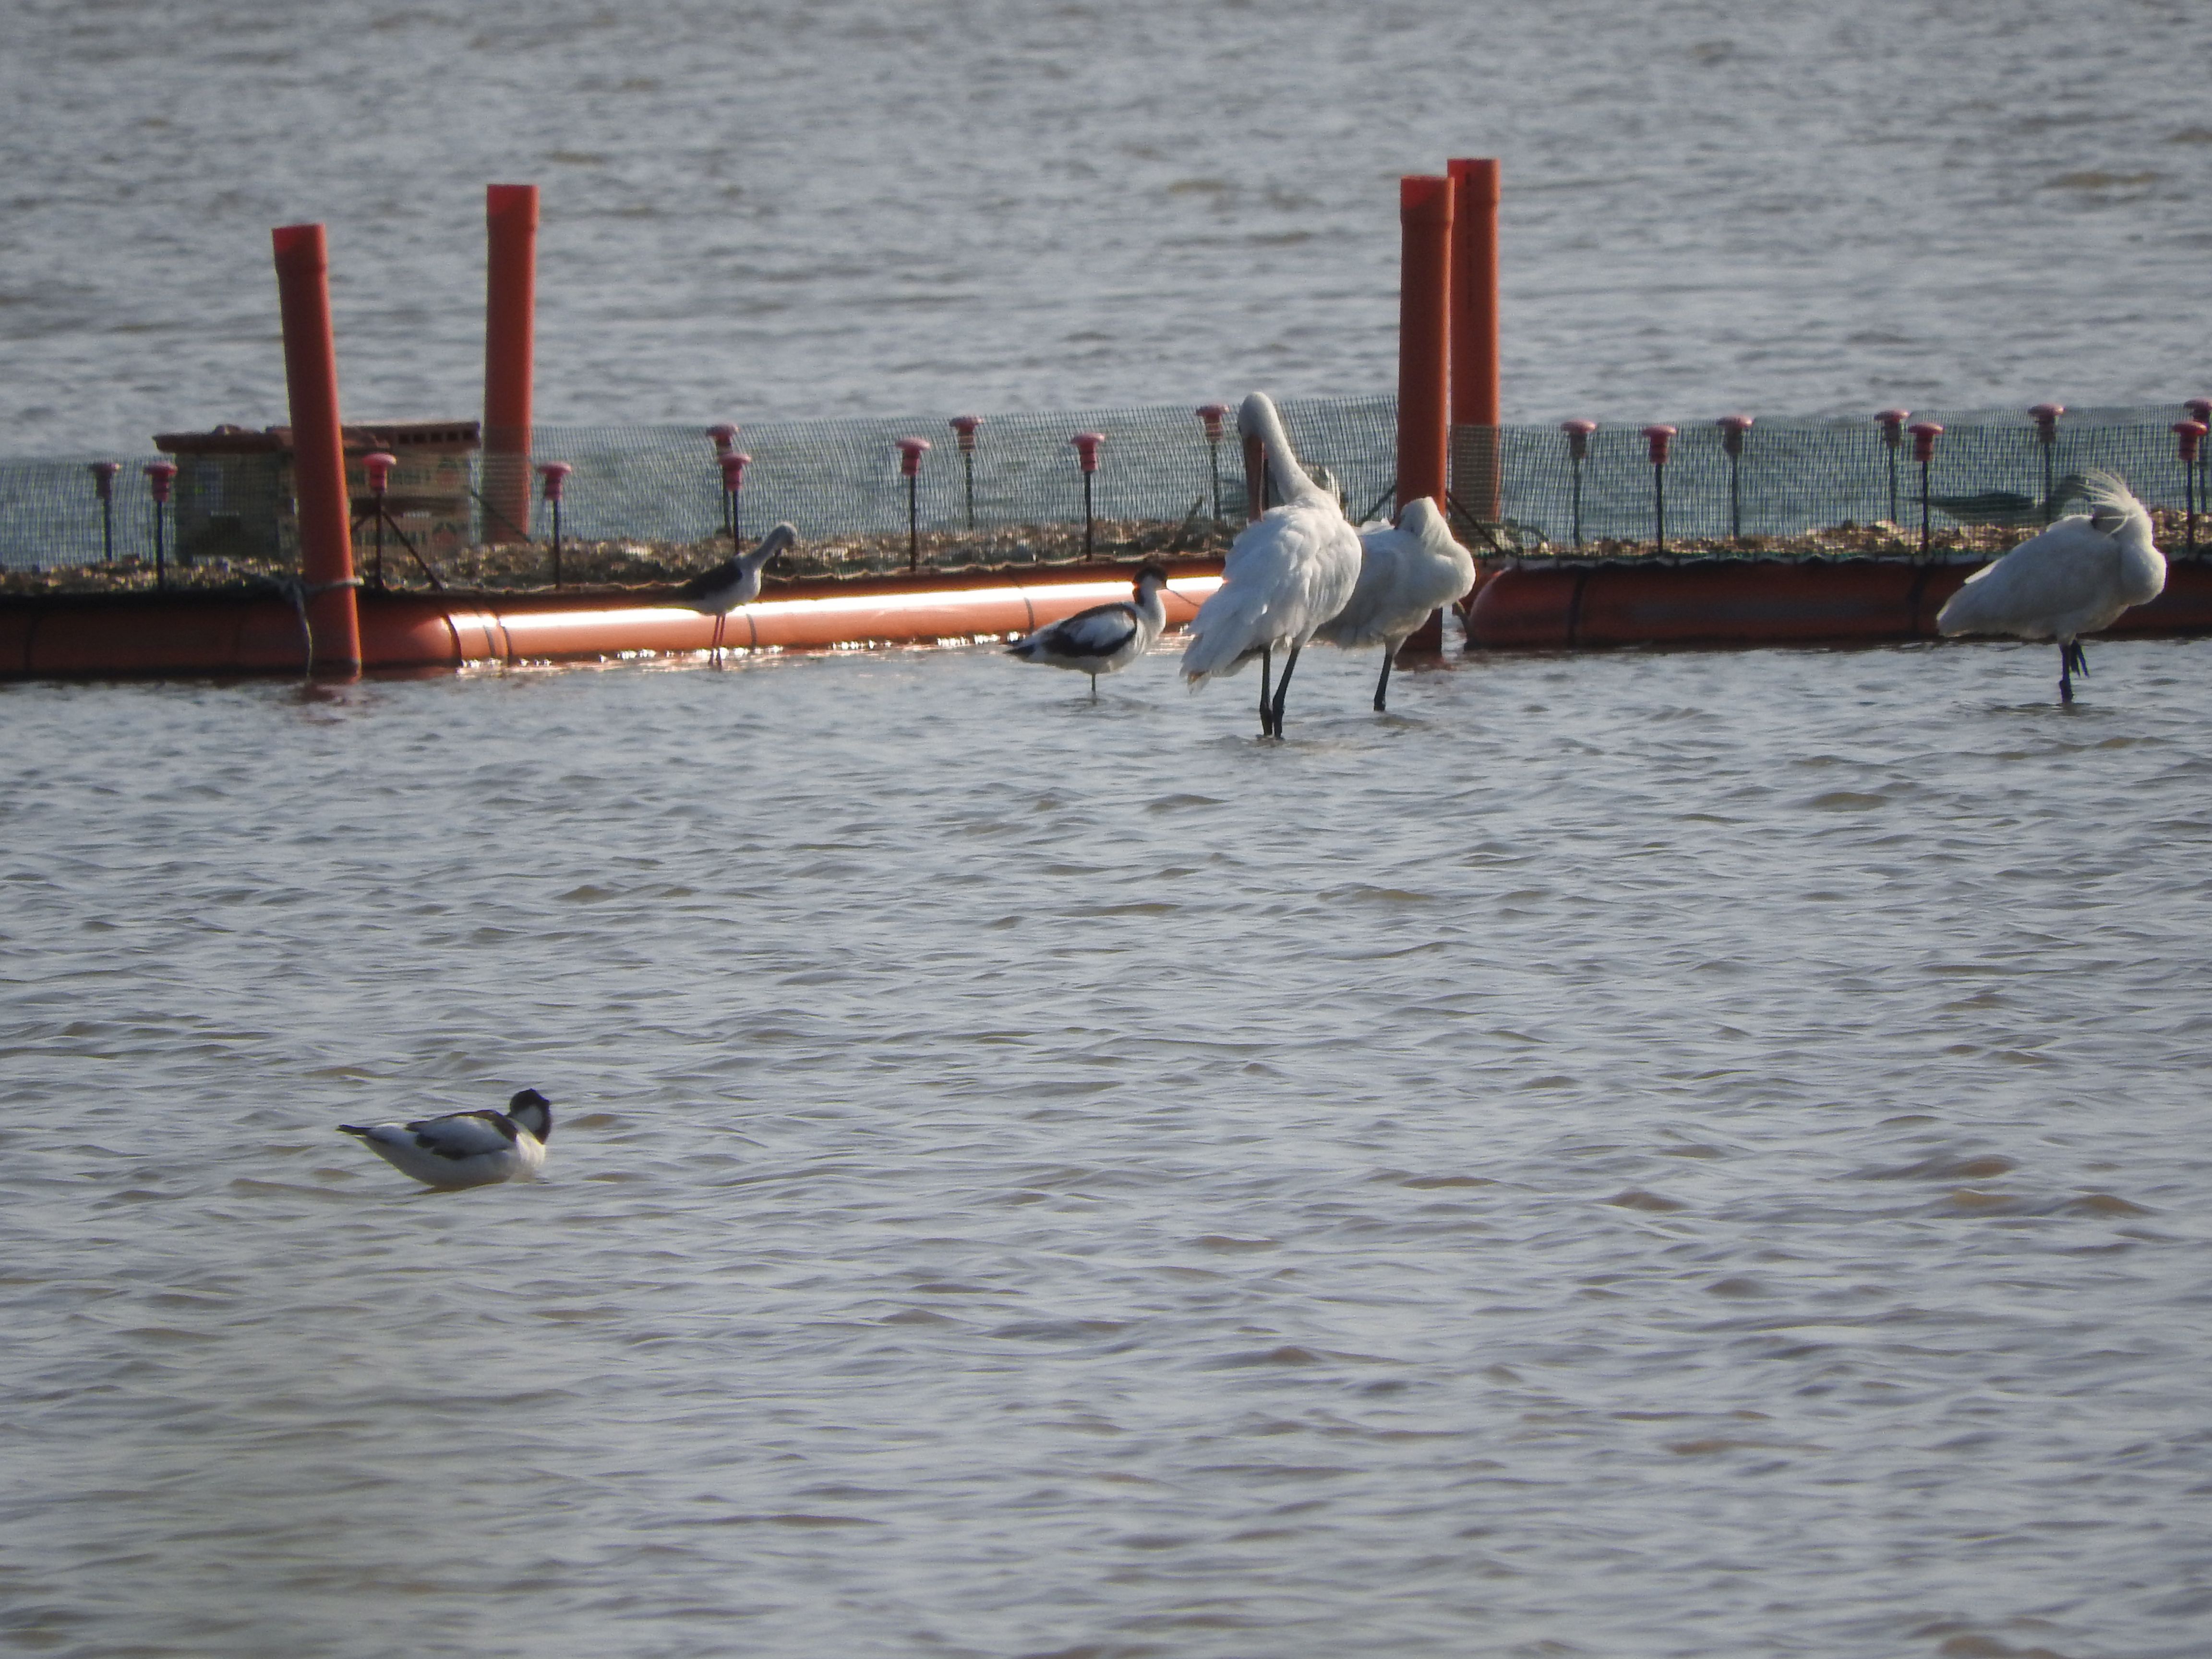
1465;555;2212;650
0;563;1222;681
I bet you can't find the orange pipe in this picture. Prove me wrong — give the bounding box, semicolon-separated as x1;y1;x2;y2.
270;223;361;673
483;184;539;545
1395;175;1453;516
1447;157;1502;523
23;561;2212;680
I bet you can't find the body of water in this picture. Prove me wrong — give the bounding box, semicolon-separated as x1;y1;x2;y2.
2;0;2210;456
6;638;2212;1657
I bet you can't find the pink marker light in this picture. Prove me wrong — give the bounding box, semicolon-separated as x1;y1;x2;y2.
2175;420;2209;466
537;462;573;587
949;418;983;530
2029;402;2065;443
1876;409;1911;447
1717;414;1753;457
706;423;738;457
720;451;750;493
362;451;397;496
90;460;120;499
1907;423;1944;556
1641;424;1677;465
1195;403;1229;442
1560;418;1597;462
144;461;179;590
895;436;931;477
1070;432;1105;473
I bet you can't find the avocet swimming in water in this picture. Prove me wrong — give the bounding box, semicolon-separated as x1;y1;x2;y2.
338;1088;553;1190
1936;470;2164;704
1007;563;1170;697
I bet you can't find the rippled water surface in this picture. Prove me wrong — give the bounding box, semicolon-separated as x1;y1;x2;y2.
7;637;2212;1657
5;0;2212;454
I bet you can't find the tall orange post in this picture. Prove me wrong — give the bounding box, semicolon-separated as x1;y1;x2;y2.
1448;157;1502;523
1396;175;1453;513
1396;174;1454;649
483;183;539;544
271;223;360;674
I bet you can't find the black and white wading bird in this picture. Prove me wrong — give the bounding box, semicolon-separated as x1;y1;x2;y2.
338;1089;553;1190
1179;392;1362;736
678;522;798;666
1936;470;2165;704
1314;496;1477;712
1007;563;1170;698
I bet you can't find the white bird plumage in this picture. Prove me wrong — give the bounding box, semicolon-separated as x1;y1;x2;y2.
1314;496;1477;712
678;522;798;666
338;1088;553;1190
1936;470;2164;703
1007;563;1170;698
1179;392;1363;736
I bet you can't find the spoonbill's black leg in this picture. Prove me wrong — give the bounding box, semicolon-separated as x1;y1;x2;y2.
2058;639;2088;704
1270;643;1303;735
1258;646;1274;736
1373;650;1394;713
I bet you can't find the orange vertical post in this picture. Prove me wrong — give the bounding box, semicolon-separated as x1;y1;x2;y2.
1396;175;1453;513
1397;174;1454;649
1448;157;1502;523
270;223;360;674
483;183;539;544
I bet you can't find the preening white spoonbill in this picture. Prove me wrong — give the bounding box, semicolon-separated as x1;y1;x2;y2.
1315;496;1476;712
338;1089;553;1190
1179;392;1362;736
678;522;798;666
1936;470;2164;704
1007;563;1170;699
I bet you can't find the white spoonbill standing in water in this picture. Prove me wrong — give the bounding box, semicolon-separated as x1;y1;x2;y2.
1314;496;1477;712
1936;470;2164;704
338;1088;553;1190
1179;392;1362;736
678;522;798;666
1006;563;1170;698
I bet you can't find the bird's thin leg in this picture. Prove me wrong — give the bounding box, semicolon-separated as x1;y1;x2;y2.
711;613;725;669
1259;646;1274;736
1089;672;1098;702
1271;643;1303;735
1373;649;1394;713
2058;641;2074;704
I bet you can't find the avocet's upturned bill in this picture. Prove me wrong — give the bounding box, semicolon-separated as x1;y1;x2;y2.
1316;496;1476;712
679;522;798;666
338;1088;553;1190
1179;392;1362;737
1007;563;1169;698
1936;471;2164;704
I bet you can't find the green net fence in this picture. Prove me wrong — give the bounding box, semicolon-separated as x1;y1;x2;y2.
3;399;2204;578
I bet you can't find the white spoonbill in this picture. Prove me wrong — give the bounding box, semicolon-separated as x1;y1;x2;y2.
1314;496;1476;712
678;522;798;666
1936;470;2164;704
338;1088;553;1190
1179;392;1362;736
1007;563;1170;699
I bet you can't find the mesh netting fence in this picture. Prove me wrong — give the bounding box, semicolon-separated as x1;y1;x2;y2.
3;399;2203;578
